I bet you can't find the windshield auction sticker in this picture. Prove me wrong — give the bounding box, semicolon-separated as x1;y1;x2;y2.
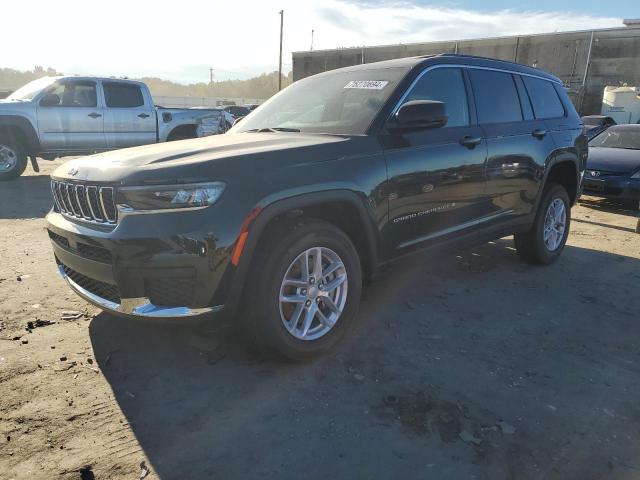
344;80;389;90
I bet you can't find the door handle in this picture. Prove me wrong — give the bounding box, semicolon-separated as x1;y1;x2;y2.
459;136;482;148
138;113;150;119
532;128;547;139
87;112;102;118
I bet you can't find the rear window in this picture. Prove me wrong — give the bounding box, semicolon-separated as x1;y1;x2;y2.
522;76;565;119
468;69;522;124
103;82;144;108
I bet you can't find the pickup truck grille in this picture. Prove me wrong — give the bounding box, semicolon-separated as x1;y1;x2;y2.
51;181;117;224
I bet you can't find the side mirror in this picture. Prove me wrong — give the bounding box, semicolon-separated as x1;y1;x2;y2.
40;93;61;107
388;100;448;132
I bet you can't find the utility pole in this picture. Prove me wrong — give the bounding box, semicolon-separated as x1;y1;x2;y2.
278;10;284;91
209;67;214;85
310;29;314;51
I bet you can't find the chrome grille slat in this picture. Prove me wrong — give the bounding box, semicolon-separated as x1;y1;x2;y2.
50;180;117;225
51;182;62;212
86;186;105;221
75;185;91;219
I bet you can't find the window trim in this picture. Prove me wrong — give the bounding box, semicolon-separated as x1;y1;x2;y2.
390;64;562;121
395;66;472;128
520;75;567;121
39;80;98;108
102;81;145;109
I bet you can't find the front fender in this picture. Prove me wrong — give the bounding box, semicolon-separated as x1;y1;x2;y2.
222;188;379;319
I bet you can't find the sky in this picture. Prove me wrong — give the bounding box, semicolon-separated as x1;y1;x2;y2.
1;0;634;84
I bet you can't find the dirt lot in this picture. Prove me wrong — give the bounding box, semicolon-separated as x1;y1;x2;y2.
1;159;639;480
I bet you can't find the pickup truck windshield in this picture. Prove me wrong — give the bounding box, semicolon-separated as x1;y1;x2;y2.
7;77;57;101
230;67;408;135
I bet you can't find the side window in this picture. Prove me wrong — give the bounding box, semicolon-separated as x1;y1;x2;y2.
469;69;522;124
41;81;97;108
103;83;144;108
404;68;469;127
522;76;565;119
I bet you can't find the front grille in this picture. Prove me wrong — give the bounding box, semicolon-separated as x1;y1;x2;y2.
76;243;113;264
61;263;120;304
51;180;117;224
145;277;195;307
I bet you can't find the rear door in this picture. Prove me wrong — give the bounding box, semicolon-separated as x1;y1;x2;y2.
383;67;488;251
468;68;556;218
36;79;105;151
102;81;156;148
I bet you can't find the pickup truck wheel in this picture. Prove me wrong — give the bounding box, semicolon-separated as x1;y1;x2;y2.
0;138;27;181
243;219;362;361
514;183;571;265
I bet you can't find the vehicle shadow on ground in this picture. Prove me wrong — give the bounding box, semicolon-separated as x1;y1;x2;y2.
578;196;639;217
89;239;640;479
0;174;53;219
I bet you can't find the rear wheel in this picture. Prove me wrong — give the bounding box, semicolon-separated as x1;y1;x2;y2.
243;219;362;361
514;183;571;265
0;136;27;181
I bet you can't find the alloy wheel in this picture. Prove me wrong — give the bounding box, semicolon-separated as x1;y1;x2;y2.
543;198;567;251
279;246;348;341
0;145;18;173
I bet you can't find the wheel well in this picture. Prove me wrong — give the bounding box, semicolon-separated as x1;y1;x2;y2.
546;161;578;204
260;202;376;280
0;125;27;151
167;124;198;141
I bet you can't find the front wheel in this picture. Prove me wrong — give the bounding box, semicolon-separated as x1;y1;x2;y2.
0;137;28;181
243;219;362;361
514;183;571;265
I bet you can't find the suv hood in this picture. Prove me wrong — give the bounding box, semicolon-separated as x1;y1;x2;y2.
587;146;640;174
53;132;361;184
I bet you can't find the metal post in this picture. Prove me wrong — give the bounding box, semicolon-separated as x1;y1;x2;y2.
513;37;520;62
580;30;595;114
310;29;314;51
278;10;284;91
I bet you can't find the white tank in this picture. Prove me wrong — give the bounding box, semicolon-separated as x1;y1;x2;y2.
601;86;640;124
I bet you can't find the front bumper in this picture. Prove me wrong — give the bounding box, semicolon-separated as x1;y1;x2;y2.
582;175;640;202
46;208;238;320
57;264;223;318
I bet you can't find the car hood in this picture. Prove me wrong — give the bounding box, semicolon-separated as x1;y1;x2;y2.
586;146;640;174
52;132;362;184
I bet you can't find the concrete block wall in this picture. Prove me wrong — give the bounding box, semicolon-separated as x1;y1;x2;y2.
292;27;640;116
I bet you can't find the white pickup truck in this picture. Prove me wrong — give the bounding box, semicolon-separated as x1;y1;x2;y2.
0;76;233;180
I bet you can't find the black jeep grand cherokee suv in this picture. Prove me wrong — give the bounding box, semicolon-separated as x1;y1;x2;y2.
46;54;587;360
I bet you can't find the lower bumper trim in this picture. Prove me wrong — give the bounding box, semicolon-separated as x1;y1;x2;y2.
58;265;222;318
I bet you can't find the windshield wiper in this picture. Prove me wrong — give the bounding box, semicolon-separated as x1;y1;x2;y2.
246;127;301;133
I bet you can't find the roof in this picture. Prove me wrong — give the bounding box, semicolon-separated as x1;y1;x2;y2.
53;75;146;86
311;53;561;84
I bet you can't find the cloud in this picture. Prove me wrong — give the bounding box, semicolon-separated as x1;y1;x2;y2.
0;0;623;83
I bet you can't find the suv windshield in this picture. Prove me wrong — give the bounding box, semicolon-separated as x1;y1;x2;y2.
589;127;640;150
6;77;57;101
230;67;408;135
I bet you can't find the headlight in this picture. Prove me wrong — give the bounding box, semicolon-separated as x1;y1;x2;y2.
631;170;640;179
118;182;226;211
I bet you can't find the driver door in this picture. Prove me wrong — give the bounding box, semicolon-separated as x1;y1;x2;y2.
382;67;489;252
37;79;105;151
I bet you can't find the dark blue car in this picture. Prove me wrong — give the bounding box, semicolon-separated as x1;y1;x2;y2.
583;124;640;205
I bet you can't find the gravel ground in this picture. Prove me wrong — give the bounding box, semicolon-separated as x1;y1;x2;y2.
1;159;639;480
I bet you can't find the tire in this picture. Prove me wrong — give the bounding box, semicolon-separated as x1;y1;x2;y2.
0;135;28;181
514;183;571;265
242;219;362;361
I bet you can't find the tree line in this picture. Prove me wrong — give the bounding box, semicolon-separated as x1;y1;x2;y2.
0;66;292;100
